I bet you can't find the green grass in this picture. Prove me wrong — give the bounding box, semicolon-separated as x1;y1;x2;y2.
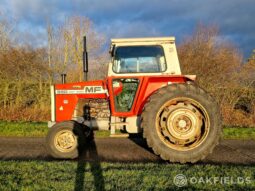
0;161;254;191
0;121;112;137
223;127;255;140
0;121;48;137
0;121;255;140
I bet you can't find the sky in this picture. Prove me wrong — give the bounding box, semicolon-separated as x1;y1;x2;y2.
1;0;254;59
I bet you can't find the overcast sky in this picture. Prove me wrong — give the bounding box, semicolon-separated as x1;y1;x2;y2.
1;0;254;59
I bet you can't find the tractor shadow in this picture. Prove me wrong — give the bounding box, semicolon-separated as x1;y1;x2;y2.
128;133;154;153
74;131;105;191
73;104;105;190
127;134;255;165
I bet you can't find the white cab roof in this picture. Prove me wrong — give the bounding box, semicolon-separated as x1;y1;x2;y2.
111;37;175;44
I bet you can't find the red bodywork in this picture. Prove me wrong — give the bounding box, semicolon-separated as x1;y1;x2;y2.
54;76;189;122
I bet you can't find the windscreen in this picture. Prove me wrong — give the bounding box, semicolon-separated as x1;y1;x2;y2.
113;46;166;73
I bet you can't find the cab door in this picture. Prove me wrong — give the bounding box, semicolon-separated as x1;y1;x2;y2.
107;45;166;116
107;76;143;117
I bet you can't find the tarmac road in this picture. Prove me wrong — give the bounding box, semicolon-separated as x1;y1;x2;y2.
0;137;254;164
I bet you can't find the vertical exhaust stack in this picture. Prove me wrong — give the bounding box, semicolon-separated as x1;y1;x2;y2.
83;36;88;81
61;73;66;84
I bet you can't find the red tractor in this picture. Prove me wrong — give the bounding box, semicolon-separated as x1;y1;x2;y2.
46;37;221;163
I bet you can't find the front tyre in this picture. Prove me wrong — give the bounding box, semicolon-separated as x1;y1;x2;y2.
141;83;222;163
46;121;86;159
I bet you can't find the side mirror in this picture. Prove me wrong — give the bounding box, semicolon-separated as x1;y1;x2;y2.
109;45;115;57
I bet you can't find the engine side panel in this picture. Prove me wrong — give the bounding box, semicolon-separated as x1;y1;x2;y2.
73;98;110;120
54;80;108;122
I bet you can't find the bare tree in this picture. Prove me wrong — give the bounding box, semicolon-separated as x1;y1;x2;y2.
0;12;12;51
178;23;255;126
178;24;242;102
47;16;107;83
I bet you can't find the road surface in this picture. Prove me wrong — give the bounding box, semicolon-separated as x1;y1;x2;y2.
0;137;254;164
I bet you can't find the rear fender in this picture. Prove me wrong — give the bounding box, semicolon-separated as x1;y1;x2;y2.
136;75;195;115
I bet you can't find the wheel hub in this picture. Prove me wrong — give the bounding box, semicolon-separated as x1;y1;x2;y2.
157;101;206;150
178;119;187;129
54;130;77;152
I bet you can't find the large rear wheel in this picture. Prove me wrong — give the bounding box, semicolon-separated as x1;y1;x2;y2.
141;83;222;163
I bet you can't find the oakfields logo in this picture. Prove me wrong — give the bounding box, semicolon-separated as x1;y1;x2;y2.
173;174;252;187
174;174;187;187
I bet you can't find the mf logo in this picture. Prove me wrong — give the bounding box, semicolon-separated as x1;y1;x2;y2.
55;86;106;94
84;86;103;93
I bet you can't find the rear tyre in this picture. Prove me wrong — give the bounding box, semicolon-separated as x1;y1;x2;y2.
141;83;222;163
46;121;86;159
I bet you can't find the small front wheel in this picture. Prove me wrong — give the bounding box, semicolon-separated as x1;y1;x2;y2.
46;121;86;159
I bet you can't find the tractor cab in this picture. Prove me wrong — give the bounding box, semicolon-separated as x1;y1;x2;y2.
108;37;181;77
49;37;187;128
105;37;186;132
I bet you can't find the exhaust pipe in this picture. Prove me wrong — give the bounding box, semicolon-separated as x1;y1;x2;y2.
61;74;66;84
61;73;66;84
83;36;88;81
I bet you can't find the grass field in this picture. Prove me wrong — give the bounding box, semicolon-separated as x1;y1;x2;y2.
0;121;254;140
0;161;254;191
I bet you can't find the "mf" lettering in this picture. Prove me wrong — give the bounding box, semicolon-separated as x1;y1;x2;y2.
84;86;102;93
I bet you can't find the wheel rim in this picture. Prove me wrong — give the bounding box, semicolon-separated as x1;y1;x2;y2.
156;97;210;151
54;130;77;153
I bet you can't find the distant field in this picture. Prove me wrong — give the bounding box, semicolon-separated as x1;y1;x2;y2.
0;121;255;140
0;161;254;190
